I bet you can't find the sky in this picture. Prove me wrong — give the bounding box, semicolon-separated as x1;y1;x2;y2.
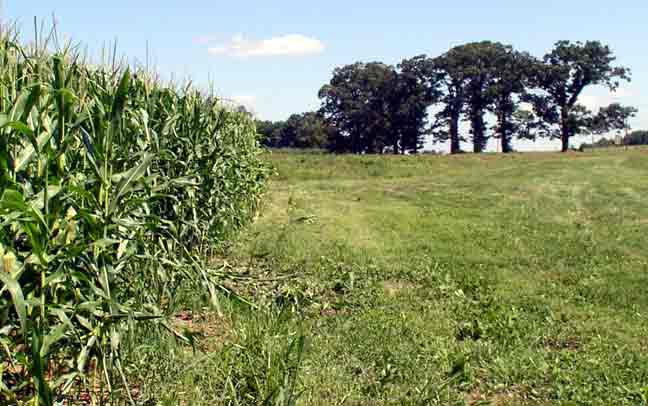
5;1;648;151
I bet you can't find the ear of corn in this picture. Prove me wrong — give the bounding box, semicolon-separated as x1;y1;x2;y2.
0;25;269;404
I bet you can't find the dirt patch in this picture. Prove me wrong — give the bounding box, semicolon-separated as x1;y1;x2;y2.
172;310;231;352
543;335;582;352
465;385;532;405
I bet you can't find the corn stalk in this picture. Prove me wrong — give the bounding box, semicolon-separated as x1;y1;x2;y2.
0;26;269;405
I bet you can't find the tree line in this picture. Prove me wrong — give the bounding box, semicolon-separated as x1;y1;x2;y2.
625;130;648;145
256;112;332;149
580;130;648;149
257;40;638;154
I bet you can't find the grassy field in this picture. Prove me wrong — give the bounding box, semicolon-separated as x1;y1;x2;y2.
156;148;648;405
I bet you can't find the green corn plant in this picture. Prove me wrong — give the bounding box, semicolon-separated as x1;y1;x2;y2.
0;24;269;405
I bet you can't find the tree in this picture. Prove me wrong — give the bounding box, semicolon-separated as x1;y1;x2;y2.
624;130;648;145
562;104;596;141
518;101;637;150
318;63;364;153
433;50;470;154
363;63;399;153
395;55;442;153
291;112;332;149
508;109;545;143
319;62;396;153
256;113;333;149
460;42;500;153
528;41;631;152
487;47;536;153
590;103;638;135
318;62;429;154
434;42;526;153
256;119;286;147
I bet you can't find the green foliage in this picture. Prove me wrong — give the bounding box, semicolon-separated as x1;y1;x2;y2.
591;103;638;135
442;41;510;153
0;28;268;404
318;62;395;154
133;307;307;406
312;40;635;155
394;55;441;154
257;112;332;150
431;50;469;153
318;61;435;154
624;129;648;145
528;40;631;151
487;47;536;153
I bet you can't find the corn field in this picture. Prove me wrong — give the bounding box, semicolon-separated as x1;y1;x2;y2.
0;26;269;404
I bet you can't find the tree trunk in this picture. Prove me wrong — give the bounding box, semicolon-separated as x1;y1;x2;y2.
499;112;512;153
450;112;461;154
560;108;570;152
471;110;487;153
502;137;512;153
561;132;569;152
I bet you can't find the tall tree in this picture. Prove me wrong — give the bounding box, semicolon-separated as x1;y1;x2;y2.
528;41;630;152
433;50;470;154
461;42;498;153
434;42;516;153
364;62;399;153
395;55;442;153
487;47;536;153
318;63;366;153
434;42;521;153
318;62;399;154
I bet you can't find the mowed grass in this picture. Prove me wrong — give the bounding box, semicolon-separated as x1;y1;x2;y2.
226;148;648;405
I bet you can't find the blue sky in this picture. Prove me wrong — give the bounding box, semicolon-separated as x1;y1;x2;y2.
6;1;648;150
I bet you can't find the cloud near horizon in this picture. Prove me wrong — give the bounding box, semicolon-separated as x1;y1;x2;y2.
230;94;257;111
579;87;635;111
207;34;324;57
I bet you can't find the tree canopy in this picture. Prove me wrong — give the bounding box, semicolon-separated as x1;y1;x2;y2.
256;112;333;149
258;40;637;154
624;130;648;145
317;61;437;154
527;40;631;151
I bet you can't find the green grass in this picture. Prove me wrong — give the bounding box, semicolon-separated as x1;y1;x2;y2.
217;149;648;405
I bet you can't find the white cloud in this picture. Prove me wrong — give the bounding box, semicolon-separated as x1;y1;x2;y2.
218;95;258;115
579;87;635;111
207;34;324;57
230;95;257;109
